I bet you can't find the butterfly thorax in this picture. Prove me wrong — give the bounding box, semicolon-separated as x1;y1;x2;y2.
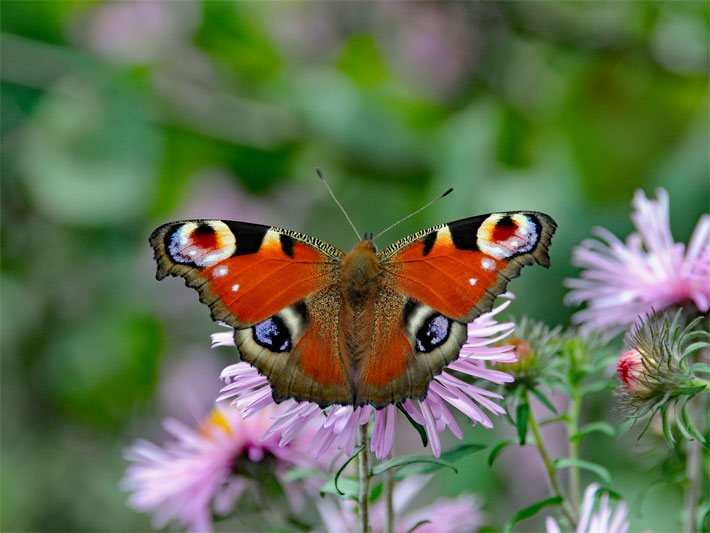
339;240;381;309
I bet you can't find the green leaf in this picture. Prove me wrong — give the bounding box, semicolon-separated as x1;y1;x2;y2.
555;458;612;484
377;456;457;478
529;387;558;414
320;477;359;500
406;520;431;533
503;496;564;533
390;443;485;479
661;403;676;446
674;400;695;441
570;422;616;443
676;385;706;395
540;414;570;426
397;403;428;448
689;363;710;374
438;443;487;463
681;398;706;444
334;445;363;496
488;440;514;466
368;482;383;503
516;403;529;445
680;341;710;362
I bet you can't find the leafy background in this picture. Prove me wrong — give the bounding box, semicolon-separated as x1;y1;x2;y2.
1;1;707;531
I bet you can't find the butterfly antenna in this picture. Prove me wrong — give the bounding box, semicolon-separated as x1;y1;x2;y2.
316;168;361;240
373;187;454;241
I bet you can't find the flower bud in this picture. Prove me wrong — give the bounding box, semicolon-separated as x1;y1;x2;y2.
616;349;647;392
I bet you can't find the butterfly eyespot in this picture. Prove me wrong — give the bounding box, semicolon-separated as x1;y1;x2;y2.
476;213;539;260
252;316;292;352
415;314;451;353
167;221;236;267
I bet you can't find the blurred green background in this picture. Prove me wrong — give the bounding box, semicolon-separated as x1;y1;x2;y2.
1;1;708;531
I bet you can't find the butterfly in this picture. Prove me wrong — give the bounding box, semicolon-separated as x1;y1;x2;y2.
150;210;556;409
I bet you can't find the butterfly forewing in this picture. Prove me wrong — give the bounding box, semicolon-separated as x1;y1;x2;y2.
380;211;556;322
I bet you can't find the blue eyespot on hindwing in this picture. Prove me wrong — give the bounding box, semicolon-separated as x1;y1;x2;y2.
415;314;451;353
252;316;292;352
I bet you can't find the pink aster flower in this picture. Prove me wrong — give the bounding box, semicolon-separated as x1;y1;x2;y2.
546;484;629;533
216;297;516;459
565;188;710;336
316;475;485;533
122;405;324;532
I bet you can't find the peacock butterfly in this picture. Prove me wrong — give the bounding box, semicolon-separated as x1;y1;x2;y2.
150;201;556;408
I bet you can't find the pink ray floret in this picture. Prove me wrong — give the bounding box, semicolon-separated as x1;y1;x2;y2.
565;188;709;336
216;297;516;459
316;475;485;532
123;405;326;532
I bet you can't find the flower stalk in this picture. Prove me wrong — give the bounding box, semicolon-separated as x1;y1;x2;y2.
384;467;394;533
527;392;578;528
566;384;582;510
358;423;371;533
684;395;704;533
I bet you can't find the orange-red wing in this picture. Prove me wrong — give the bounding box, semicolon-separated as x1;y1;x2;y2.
149;220;342;328
380;212;556;322
232;285;354;407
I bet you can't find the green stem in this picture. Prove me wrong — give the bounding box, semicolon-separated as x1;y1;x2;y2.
358;423;371;533
567;386;582;510
528;394;578;528
384;468;394;533
684;394;705;533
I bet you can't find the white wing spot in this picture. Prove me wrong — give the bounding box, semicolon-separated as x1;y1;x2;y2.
481;258;496;271
188;250;197;256
214;266;229;277
510;239;521;248
231;284;240;292
469;278;478;286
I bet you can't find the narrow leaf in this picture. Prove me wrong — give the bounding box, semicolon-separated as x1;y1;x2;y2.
680;341;710;362
555;458;612;484
488;440;514;466
391;443;485;479
406;520;431;533
397;403;428;447
320;477;359;500
661;403;676;446
334;445;363;496
674;401;694;441
676;385;706;395
516;403;529;445
681;398;706;444
540;414;570;426
368;482;383;503
570;422;616;443
689;363;710;374
530;387;558;414
438;443;487;463
373;455;457;477
503;496;564;533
